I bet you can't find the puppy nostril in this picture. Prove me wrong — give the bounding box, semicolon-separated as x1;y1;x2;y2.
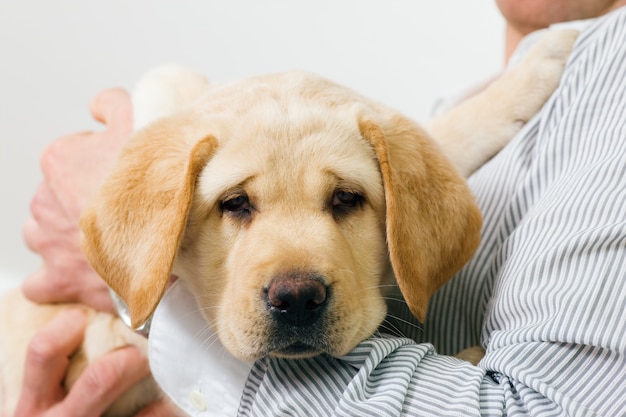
266;274;328;326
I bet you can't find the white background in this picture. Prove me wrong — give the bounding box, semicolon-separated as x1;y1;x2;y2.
0;1;504;293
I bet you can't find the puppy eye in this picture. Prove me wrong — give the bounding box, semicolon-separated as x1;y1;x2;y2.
332;190;364;217
220;194;252;216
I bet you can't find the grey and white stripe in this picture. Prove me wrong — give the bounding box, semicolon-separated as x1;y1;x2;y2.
239;7;626;416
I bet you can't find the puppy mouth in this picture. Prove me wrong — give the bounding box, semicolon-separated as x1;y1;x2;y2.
265;326;332;358
273;342;323;358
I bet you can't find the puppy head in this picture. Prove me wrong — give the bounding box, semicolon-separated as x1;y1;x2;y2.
80;72;481;360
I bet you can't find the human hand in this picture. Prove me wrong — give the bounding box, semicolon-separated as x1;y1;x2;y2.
14;309;180;417
22;89;133;312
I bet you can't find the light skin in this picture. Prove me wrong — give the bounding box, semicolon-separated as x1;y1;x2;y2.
22;88;132;314
18;1;626;415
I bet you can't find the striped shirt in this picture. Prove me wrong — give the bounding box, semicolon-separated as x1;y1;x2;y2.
237;6;626;417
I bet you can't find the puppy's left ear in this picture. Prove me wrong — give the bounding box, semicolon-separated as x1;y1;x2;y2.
80;114;217;328
360;116;482;322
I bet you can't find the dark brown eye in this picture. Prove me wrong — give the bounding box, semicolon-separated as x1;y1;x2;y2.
332;190;364;217
220;194;252;217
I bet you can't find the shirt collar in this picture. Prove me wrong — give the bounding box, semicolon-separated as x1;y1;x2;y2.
149;280;253;416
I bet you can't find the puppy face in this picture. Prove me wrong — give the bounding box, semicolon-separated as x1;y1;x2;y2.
174;107;389;359
80;71;481;362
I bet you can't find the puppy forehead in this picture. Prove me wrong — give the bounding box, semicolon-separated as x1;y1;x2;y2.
197;111;382;202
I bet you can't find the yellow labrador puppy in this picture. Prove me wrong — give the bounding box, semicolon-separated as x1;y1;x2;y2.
0;29;578;417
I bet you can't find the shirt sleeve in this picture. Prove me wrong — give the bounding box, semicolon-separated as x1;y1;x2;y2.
237;7;626;417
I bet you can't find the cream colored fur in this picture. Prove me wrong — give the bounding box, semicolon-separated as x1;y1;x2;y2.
0;290;160;417
0;29;577;416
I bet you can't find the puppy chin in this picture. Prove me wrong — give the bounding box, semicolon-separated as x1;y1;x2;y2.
271;344;324;359
216;321;368;362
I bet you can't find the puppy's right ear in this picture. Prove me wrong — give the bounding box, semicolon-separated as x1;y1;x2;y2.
80;114;217;328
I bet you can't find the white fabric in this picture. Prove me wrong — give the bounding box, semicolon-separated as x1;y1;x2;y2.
149;280;252;416
238;8;626;415
147;8;626;416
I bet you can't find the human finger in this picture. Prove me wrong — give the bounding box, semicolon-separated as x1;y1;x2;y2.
60;346;151;417
14;309;87;416
22;267;75;305
22;217;43;253
39;126;131;221
22;267;115;314
29;182;70;226
89;88;133;135
23;183;79;266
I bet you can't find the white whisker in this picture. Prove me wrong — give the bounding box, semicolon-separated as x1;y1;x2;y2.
383;314;423;333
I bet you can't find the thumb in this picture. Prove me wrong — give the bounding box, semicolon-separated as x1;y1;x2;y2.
90;88;133;135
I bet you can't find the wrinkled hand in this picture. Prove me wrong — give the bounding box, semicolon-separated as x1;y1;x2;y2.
22;89;133;312
14;309;180;417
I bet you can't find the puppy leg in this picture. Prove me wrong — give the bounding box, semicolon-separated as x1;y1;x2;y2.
426;29;579;177
64;313;162;417
455;346;486;366
132;65;210;130
0;289;162;417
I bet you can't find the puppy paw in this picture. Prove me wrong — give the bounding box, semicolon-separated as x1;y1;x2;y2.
455;345;485;366
424;29;578;177
133;65;210;130
64;313;162;417
505;29;579;125
524;28;580;67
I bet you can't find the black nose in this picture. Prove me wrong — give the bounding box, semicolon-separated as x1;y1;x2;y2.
266;274;328;326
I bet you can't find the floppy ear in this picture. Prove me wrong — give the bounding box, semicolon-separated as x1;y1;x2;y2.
80;114;217;328
359;116;482;322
